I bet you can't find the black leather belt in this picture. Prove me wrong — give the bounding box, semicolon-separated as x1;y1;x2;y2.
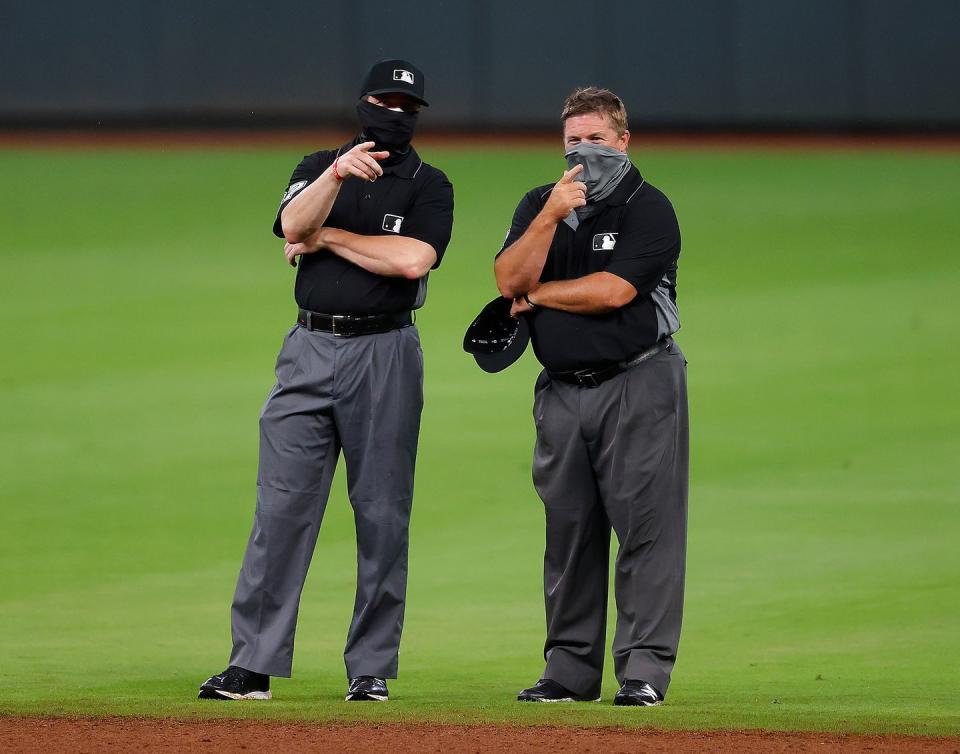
548;338;673;388
297;309;412;337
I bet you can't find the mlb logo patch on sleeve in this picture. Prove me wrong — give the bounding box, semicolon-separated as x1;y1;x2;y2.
383;214;404;233
393;69;415;84
281;180;308;205
592;233;618;251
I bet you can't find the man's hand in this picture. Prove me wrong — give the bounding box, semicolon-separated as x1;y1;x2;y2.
284;240;308;267
541;164;586;223
510;296;534;317
334;141;390;182
284;229;326;267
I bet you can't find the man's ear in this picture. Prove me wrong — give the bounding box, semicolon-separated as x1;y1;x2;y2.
619;129;630;153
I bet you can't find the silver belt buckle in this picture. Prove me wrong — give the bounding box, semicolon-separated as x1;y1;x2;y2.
574;369;602;389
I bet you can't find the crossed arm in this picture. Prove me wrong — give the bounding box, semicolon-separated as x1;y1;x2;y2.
494;166;637;316
285;228;436;280
279;141;436;280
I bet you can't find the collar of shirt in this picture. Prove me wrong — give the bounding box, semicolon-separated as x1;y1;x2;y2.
599;163;645;207
558;164;644;231
341;137;423;180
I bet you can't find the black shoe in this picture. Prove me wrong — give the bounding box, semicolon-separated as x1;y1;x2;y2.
345;676;388;702
614;679;663;706
517;678;600;703
198;666;271;701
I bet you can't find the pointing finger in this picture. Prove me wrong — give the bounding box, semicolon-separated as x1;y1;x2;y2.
560;164;584;183
356;141;377;152
370;151;390;161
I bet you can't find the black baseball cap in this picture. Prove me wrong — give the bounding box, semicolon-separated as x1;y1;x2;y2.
463;297;530;373
360;59;429;107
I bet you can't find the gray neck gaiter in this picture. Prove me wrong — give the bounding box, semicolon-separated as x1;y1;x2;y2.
561;143;631;229
565;142;631;204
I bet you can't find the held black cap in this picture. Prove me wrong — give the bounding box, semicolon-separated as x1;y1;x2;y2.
463;297;530;373
360;59;429;107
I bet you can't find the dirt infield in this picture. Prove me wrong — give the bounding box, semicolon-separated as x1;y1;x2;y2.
1;718;958;753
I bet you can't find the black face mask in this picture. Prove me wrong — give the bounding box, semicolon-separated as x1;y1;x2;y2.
356;99;419;157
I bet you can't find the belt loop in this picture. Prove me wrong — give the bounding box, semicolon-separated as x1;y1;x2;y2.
305;311;313;330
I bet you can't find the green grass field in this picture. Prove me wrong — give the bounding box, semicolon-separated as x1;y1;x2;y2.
1;142;958;736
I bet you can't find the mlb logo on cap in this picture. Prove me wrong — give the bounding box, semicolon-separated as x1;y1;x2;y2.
592;233;618;251
360;59;429;107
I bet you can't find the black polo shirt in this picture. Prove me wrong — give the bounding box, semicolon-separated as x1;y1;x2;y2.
500;165;681;372
273;138;454;315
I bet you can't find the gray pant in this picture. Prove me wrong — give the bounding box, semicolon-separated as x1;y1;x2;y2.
531;341;689;698
229;324;423;679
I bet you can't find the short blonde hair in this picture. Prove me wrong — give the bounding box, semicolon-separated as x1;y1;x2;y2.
561;87;628;136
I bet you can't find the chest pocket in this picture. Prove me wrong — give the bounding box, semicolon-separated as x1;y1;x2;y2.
360;179;417;236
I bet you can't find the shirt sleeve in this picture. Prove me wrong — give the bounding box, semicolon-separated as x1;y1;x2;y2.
397;171;455;269
603;196;681;295
496;189;542;257
271;153;329;238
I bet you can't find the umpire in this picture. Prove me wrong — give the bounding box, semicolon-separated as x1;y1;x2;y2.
494;87;688;706
199;60;454;703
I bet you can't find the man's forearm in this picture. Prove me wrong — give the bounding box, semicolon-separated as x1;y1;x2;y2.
494;213;558;297
496;165;587;297
528;272;637;314
279;167;342;243
321;228;436;280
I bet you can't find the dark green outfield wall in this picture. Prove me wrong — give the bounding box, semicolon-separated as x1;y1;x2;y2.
2;0;958;129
